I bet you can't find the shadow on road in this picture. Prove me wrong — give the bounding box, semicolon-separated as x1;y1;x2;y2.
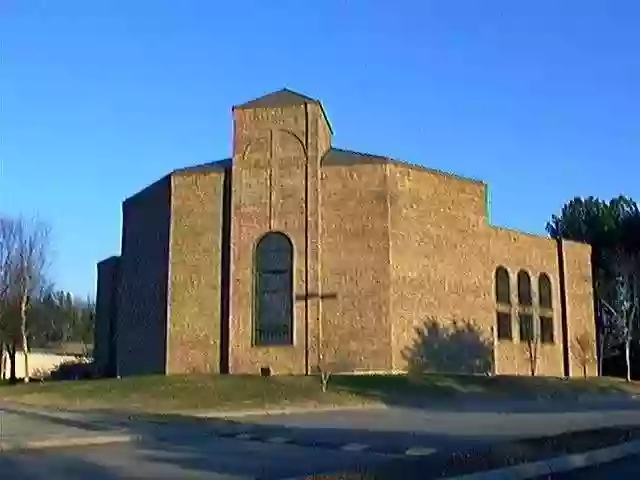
2;394;640;479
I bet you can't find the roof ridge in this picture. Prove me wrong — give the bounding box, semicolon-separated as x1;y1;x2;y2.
234;88;320;110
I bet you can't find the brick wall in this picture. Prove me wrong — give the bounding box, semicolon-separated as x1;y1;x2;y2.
387;163;584;377
94;255;120;374
388;164;490;373
116;177;171;376
486;227;566;377
320;162;393;372
167;168;227;374
562;239;598;377
228;103;330;374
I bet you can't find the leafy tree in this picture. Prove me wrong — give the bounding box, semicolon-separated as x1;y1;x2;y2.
547;196;640;380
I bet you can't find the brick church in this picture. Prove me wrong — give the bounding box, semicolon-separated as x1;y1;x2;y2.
94;89;597;378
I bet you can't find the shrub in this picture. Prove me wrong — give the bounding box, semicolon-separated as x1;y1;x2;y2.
49;358;96;381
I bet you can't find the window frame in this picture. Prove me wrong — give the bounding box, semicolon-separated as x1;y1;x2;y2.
496;311;513;341
538;273;553;310
517;270;533;307
519;312;534;342
540;315;554;344
252;232;295;347
495;266;511;306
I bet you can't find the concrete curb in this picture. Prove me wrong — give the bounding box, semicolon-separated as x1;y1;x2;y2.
0;433;141;453
445;439;640;479
190;403;387;419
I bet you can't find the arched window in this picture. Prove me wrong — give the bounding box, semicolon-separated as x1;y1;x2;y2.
495;267;511;305
517;270;532;306
538;273;554;343
254;232;294;346
538;273;552;309
495;267;512;341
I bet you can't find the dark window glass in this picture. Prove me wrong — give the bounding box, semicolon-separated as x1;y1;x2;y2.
254;232;294;346
495;267;511;305
540;316;554;343
519;313;534;342
539;274;553;310
517;270;532;306
496;311;512;341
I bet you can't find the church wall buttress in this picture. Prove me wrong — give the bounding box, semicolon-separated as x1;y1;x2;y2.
229;104;328;374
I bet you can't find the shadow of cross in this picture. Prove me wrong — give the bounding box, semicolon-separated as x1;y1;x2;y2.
295;291;338;374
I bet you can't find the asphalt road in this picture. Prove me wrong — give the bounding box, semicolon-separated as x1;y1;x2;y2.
536;454;640;479
2;398;640;479
0;436;389;479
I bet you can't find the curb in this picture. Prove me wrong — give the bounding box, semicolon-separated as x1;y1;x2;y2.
445;439;640;479
190;403;387;419
0;433;141;453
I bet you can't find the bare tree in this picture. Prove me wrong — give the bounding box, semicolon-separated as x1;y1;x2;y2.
0;217;18;381
2;216;51;383
313;352;352;392
572;332;597;378
522;325;540;377
601;249;640;383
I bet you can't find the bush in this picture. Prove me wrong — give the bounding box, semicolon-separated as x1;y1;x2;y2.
49;358;96;381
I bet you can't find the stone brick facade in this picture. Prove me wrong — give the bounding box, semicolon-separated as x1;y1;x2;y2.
94;89;597;378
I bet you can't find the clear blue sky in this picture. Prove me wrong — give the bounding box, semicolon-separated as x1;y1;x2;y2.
2;1;639;299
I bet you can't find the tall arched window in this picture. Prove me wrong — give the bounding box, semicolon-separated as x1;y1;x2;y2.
495;267;511;305
538;273;552;309
495;266;512;341
517;270;532;306
538;273;554;343
254;232;294;346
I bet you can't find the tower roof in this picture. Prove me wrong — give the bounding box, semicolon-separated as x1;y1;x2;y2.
234;88;321;110
233;88;333;133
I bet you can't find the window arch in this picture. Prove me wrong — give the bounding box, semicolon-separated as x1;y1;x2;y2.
538;273;552;309
517;270;532;306
254;232;294;346
495;266;511;305
495;266;512;341
538;273;554;343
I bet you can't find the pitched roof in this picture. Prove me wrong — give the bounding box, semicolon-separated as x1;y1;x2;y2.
234;88;321;110
234;88;333;133
322;148;388;166
172;158;232;175
321;148;484;185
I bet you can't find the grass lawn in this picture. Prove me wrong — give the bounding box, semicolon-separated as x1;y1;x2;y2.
0;373;639;413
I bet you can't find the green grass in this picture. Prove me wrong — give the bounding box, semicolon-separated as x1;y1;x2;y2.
0;373;638;414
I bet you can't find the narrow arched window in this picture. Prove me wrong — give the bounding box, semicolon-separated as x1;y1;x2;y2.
517;270;532;306
538;273;552;310
254;232;294;346
495;267;512;341
538;273;554;343
495;267;511;305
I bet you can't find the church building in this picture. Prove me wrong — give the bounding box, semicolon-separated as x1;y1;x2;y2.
94;89;597;378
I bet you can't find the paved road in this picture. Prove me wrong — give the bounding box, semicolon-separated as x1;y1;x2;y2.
0;437;388;479
535;454;640;479
2;397;640;478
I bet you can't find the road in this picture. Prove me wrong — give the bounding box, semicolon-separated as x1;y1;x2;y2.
536;454;640;479
1;397;640;479
0;437;387;479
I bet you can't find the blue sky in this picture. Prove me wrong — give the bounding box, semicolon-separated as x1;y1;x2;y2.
1;1;639;299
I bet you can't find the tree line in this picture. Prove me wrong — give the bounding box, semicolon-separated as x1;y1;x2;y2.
548;195;640;381
0;215;94;383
